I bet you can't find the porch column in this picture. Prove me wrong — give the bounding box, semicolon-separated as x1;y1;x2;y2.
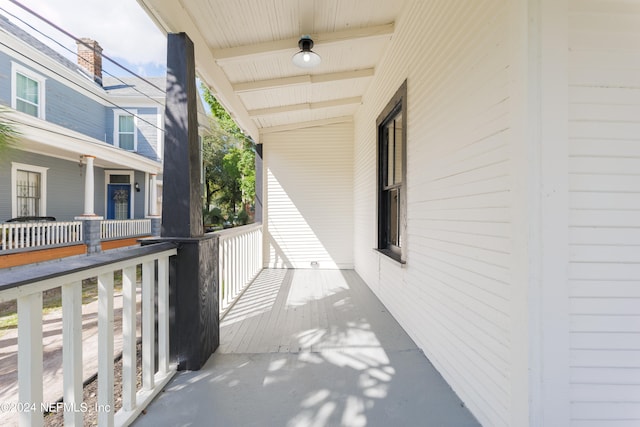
254;143;263;222
148;173;161;237
149;173;158;216
160;32;219;370
83;155;96;216
75;155;103;254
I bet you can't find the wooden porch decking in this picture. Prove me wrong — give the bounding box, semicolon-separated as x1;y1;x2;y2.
134;269;480;426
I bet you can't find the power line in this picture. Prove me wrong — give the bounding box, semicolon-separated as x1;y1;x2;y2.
0;5;165;108
8;0;165;93
0;39;165;134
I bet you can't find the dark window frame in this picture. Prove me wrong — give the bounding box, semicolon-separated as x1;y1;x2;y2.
16;169;42;217
376;80;407;263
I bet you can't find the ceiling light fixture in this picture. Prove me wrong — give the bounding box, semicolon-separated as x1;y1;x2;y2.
292;35;321;68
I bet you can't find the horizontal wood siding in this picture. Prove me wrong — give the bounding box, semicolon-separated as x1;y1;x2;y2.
262;122;354;269
353;0;511;425
568;1;640;425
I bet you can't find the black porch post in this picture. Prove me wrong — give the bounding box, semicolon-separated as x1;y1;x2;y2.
162;32;219;370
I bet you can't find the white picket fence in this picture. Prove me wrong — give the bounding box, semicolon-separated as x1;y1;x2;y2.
0;221;83;251
216;223;263;317
101;219;152;240
0;243;177;427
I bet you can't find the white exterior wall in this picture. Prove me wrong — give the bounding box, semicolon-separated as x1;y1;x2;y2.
353;0;516;425
568;1;640;425
262;122;354;269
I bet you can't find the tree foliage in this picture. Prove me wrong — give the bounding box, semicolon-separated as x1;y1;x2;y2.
0;107;19;157
201;84;255;225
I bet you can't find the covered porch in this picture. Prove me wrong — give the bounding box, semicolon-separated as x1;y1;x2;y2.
134;268;479;426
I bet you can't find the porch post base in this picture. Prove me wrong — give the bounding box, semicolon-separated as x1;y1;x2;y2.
75;216;103;254
143;235;219;371
148;216;161;237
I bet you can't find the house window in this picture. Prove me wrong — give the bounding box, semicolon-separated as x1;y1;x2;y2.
11;62;46;118
114;110;137;151
377;81;407;262
11;163;48;218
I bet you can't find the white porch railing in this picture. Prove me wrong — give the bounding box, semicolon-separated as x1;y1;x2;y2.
216;222;263;317
1;221;83;251
0;243;177;427
101;219;152;240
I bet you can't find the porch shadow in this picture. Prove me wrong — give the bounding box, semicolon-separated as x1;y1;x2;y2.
133;269;479;426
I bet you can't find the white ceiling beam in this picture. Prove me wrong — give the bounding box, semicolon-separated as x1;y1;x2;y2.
137;0;260;142
260;116;353;135
213;23;395;62
233;68;375;93
248;97;361;118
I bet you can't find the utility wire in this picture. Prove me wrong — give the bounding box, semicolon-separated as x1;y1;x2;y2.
8;0;165;93
0;5;164;107
0;39;165;134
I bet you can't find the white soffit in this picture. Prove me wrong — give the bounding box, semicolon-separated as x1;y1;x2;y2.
138;0;404;136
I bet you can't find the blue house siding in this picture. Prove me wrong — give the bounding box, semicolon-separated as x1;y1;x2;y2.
45;78;106;141
94;169;106;218
0;148;12;221
134;170;146;217
136;108;159;160
0;149;83;221
47;155;84;220
0;52;106;141
0;52;11;107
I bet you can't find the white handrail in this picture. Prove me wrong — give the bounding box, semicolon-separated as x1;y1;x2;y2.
216;223;263;317
1;221;83;251
101;219;152;240
0;244;177;427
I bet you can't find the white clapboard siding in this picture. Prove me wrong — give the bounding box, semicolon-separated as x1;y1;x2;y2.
262;121;354;269
353;0;511;425
568;0;640;425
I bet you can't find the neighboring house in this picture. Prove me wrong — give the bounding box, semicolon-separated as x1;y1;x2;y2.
140;0;640;426
0;14;163;223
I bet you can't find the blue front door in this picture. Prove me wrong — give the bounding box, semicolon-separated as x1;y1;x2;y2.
107;184;131;219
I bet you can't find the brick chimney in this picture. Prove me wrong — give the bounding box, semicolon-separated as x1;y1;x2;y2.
76;38;103;85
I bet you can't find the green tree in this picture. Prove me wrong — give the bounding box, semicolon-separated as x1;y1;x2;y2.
200;85;256;224
0;107;19;157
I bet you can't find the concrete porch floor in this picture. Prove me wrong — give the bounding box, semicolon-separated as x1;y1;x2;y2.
133;269;480;427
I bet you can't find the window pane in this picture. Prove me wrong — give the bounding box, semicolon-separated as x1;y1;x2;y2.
16;100;38;117
110;175;130;184
386;122;394;187
119;134;134;150
388;188;399;247
394;115;403;185
17;73;39;104
119;115;134;132
16;170;41;217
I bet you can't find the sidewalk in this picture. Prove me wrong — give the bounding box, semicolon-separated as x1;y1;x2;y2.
0;289;141;426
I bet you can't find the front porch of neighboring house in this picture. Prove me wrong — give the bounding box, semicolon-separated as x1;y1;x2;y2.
1;117;163;268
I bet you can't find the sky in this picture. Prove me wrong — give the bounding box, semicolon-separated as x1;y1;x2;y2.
0;0;167;77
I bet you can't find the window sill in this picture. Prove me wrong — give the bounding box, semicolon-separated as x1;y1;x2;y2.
374;248;406;266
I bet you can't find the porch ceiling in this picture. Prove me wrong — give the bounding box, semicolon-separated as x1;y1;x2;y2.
137;0;404;141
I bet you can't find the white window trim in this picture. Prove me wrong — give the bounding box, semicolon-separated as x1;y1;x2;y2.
105;170;135;219
113;109;138;151
11;162;49;218
11;62;46;119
